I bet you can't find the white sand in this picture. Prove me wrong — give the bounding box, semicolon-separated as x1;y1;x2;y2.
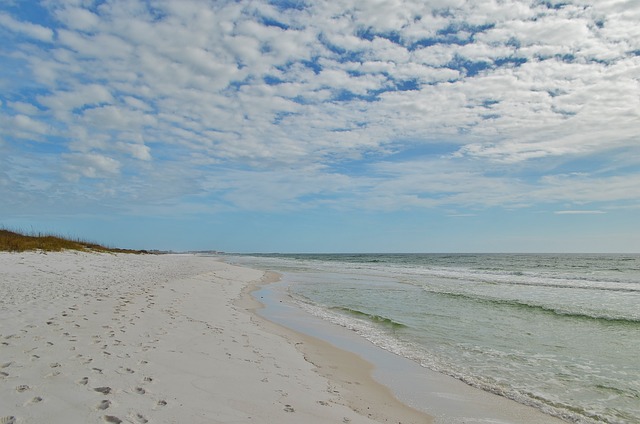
0;252;430;424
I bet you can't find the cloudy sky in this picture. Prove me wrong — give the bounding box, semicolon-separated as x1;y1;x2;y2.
1;0;639;252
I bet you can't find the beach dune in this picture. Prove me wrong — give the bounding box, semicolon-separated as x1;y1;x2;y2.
0;252;430;423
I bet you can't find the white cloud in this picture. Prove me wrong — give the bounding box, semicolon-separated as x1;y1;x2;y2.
54;7;99;31
8;101;40;115
2;0;640;216
57;29;134;59
64;152;121;179
555;210;606;215
0;112;51;142
116;142;151;161
37;84;113;116
13;114;49;134
81;105;157;130
0;12;53;42
536;173;640;204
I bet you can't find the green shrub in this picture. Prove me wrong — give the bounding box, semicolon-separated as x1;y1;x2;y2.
0;228;146;253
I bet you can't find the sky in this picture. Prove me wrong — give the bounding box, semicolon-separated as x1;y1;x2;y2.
1;0;639;253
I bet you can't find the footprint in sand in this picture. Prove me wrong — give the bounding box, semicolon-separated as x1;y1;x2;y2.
116;366;135;375
103;416;122;424
134;387;145;395
25;396;43;405
94;386;112;395
97;400;111;410
16;385;30;393
78;377;89;385
0;417;16;424
131;413;148;423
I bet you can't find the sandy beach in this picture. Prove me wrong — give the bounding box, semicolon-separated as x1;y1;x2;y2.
0;252;431;424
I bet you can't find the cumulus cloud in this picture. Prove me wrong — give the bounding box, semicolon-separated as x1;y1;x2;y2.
1;0;639;216
116;142;152;161
37;84;114;117
64;152;121;179
0;12;53;42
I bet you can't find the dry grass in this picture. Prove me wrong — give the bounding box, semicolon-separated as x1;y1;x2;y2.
0;228;148;253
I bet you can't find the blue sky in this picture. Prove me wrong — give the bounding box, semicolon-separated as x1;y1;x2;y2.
1;0;639;253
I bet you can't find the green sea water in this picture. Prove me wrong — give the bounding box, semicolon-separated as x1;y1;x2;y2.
229;253;640;423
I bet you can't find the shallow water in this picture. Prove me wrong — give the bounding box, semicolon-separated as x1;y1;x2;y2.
229;253;640;423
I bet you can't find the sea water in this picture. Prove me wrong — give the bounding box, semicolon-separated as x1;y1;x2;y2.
227;253;640;423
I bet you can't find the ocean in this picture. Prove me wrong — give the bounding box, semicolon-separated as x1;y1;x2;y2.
227;253;640;423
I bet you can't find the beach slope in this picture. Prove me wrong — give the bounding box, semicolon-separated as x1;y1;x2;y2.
0;252;430;423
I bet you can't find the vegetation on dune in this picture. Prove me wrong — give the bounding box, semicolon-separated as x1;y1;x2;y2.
0;228;148;253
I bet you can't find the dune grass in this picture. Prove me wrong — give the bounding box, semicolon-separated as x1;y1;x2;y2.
0;228;147;253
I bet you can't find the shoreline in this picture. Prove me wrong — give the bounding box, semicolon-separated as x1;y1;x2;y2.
248;265;569;424
239;271;433;424
0;251;432;423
